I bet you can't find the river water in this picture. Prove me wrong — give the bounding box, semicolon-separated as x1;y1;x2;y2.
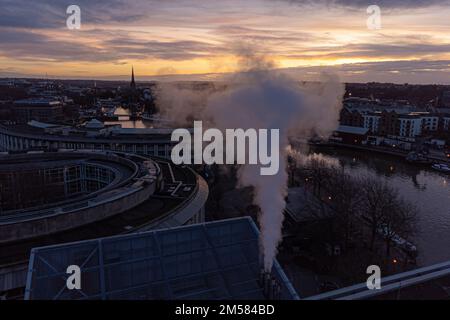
104;107;153;128
307;146;450;267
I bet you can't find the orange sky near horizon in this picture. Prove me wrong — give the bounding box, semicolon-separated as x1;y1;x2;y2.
1;0;450;83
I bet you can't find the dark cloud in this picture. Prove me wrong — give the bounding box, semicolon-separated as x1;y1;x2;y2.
0;28;222;63
1;0;449;31
281;0;450;9
0;0;133;29
103;37;223;60
284;59;450;84
334;0;449;8
337;60;450;73
215;25;329;43
283;41;450;60
0;28;117;62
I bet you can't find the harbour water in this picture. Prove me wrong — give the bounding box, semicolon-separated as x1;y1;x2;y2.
307;146;450;267
104;106;153;128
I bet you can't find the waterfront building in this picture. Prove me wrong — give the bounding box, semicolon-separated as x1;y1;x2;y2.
378;110;400;137
441;116;450;132
439;91;450;108
408;112;440;133
398;115;423;138
340;101;448;140
340;107;364;127
331;125;368;145
362;113;381;134
0;120;181;159
12;98;63;123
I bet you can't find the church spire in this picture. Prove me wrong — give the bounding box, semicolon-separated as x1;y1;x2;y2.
130;66;136;89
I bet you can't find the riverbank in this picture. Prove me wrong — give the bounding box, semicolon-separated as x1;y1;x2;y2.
301;148;450;267
312;142;450;165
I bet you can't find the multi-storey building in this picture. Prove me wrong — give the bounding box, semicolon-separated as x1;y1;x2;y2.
378;110;400;136
362;113;381;134
340;99;449;139
398;115;423;138
0;120;181;158
439;115;450;133
339;107;364;127
13;99;63;123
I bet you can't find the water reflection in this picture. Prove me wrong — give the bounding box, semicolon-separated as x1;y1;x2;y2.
307;146;450;266
104;107;153;129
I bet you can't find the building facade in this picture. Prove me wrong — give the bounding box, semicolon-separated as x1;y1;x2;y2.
341;104;450;139
0;122;178;158
13;99;63;123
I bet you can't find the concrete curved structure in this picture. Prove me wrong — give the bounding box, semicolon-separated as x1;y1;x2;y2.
0;150;209;297
0;151;160;243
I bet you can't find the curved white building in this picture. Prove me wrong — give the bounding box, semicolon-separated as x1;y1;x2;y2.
0;121;185;158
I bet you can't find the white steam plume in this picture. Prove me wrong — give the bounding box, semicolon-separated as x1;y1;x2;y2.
206;69;344;271
155;50;344;271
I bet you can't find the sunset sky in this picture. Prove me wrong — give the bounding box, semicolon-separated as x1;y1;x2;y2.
1;0;450;83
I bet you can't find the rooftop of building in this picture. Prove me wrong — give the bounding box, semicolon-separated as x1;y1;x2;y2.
0;121;178;143
13;98;62;106
0;151;144;217
25;217;299;300
336;125;369;135
0;151;208;267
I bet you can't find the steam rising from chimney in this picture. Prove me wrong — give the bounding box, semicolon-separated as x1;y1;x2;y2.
155;47;344;272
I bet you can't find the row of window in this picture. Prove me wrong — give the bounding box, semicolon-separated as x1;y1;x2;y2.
0;163;115;212
0;133;172;157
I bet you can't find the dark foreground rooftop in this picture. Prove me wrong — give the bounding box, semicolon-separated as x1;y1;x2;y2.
25;217;299;300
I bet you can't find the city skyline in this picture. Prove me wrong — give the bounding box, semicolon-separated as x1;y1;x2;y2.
1;0;450;84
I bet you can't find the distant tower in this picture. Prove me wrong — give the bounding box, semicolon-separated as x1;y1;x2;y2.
93;80;97;106
130;66;136;89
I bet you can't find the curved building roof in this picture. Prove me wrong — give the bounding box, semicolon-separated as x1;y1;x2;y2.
0;150;208;266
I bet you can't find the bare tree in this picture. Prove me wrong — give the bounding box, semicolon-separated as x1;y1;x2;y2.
326;170;364;248
296;159;418;267
381;199;418;258
302;158;334;197
301;163;365;249
360;178;398;251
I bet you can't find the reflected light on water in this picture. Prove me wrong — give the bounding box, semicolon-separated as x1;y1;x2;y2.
304;147;450;267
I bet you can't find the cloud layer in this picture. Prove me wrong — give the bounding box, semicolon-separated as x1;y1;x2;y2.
0;0;449;83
